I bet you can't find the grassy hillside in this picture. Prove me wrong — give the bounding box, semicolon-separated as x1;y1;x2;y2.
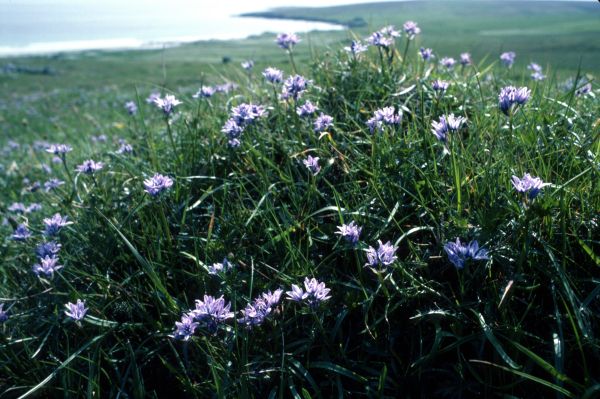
0;2;599;398
244;0;600;72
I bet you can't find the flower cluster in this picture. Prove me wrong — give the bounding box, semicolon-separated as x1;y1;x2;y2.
262;67;283;84
12;224;31;241
286;277;331;309
221;103;267;147
43;213;72;236
297;101;317;117
366;106;402;133
76;159;104;174
498;86;531;115
172;295;234;339
276;32;300;50
281;75;310;101
192;86;216;99
440;57;456;69
419;47;433;61
431;114;467;143
444;238;489;269
403;21;421;39
500;51;516;68
65;299;88;321
367;25;399;48
528;62;545;81
46;144;72;156
344;40;368;56
153;94;182;116
460;52;472;66
432;79;450;93
238;289;283;328
313;113;334;133
336;221;362;245
143;173;173;197
511;173;547;199
33;255;63;278
365;240;398;271
303;155;321;175
207;258;234;275
124;101;137;115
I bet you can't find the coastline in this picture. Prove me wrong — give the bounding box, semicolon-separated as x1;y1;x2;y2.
0;16;344;59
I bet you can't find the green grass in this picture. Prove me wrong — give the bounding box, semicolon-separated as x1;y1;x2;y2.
1;2;600;398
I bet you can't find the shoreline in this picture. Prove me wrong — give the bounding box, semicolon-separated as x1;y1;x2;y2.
0;16;344;60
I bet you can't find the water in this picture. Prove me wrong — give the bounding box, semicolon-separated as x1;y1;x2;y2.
0;0;392;57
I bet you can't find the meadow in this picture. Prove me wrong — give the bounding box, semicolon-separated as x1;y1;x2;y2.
1;2;600;398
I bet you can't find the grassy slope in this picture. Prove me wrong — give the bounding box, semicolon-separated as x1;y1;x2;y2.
247;0;600;73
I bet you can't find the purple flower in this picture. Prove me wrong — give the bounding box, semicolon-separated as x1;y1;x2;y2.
0;304;8;323
171;313;199;340
33;255;63;277
215;82;237;93
262;67;283;84
500;51;516;68
36;241;62;258
43;213;72;236
303;155;321;175
432;79;450;93
116;142;133;154
153;94;182;116
403;21;421;39
91;134;107;143
344;40;368;56
444;238;489;269
366;106;402;133
431;114;467;142
146;91;161;104
419;47;433;61
207;258;234;275
221;119;244;142
231;103;267;125
44;178;65;192
335;221;362;245
46;144;72;155
498;86;531;115
286;277;331;308
365;240;398;270
460;52;472;66
238;289;283;328
124;101;138;115
12;224;31;241
511;173;547;199
281;75;310;101
367;31;394;48
8;202;26;213
440;57;456;69
143;173;173;196
26;203;42;213
276;32;300;50
527;63;545;81
575;83;592;97
241;60;254;71
314;113;334;133
64;299;88;321
76;160;104;174
192;86;216;98
190;295;234;332
297;101;317;117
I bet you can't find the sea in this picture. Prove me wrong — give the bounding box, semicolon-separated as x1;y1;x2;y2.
0;0;395;57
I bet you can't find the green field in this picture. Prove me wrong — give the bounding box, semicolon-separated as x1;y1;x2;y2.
1;1;599;397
